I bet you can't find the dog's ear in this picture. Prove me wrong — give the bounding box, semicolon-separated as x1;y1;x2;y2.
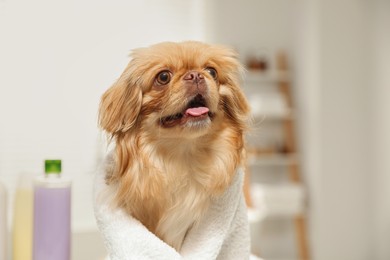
220;79;250;131
99;69;142;135
210;46;250;130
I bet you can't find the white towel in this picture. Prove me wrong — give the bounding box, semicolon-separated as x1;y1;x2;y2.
94;154;252;260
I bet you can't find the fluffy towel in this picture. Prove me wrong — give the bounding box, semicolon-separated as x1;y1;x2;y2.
94;154;252;260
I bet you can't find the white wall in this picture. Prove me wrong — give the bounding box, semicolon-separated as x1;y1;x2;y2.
296;1;390;259
293;1;322;258
296;1;374;259
205;0;298;64
372;1;390;259
0;0;206;231
317;1;373;259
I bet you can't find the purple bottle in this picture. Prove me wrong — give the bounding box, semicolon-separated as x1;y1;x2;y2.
33;160;71;260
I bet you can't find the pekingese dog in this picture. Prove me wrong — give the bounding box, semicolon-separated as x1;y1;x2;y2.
99;41;250;251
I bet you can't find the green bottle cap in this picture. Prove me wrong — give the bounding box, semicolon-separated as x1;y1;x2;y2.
45;160;62;174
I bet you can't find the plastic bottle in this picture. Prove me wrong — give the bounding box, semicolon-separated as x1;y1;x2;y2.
12;174;33;260
33;160;71;260
0;181;7;260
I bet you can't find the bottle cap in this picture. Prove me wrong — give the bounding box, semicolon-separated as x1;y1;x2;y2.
45;160;61;174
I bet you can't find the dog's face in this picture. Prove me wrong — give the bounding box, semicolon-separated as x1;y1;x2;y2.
99;41;249;140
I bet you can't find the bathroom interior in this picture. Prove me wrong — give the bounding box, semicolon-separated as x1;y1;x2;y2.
0;0;389;260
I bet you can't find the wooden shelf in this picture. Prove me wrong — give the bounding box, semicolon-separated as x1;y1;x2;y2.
243;52;310;260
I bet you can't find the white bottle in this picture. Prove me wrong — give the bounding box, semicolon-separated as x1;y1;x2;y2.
0;180;7;260
13;174;33;260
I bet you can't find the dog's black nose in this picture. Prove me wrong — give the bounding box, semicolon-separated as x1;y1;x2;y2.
183;71;204;82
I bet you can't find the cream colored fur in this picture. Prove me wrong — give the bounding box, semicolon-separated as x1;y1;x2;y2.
98;41;250;251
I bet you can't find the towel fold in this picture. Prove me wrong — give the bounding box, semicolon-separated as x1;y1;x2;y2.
94;154;251;260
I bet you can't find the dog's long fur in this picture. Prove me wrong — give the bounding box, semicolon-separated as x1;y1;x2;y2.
99;41;250;250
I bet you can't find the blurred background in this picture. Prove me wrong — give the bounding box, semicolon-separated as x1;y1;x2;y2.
0;0;389;259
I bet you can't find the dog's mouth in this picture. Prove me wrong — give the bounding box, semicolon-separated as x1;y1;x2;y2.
160;94;214;128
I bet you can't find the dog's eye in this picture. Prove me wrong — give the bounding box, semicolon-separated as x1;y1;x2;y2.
156;71;172;85
205;67;218;80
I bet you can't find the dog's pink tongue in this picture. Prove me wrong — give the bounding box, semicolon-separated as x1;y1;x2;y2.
185;107;209;117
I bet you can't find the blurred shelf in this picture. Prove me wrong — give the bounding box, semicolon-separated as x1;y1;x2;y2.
245;91;294;122
248;153;298;167
249;183;306;219
244;52;310;260
251;109;295;122
244;70;290;84
248;208;265;223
